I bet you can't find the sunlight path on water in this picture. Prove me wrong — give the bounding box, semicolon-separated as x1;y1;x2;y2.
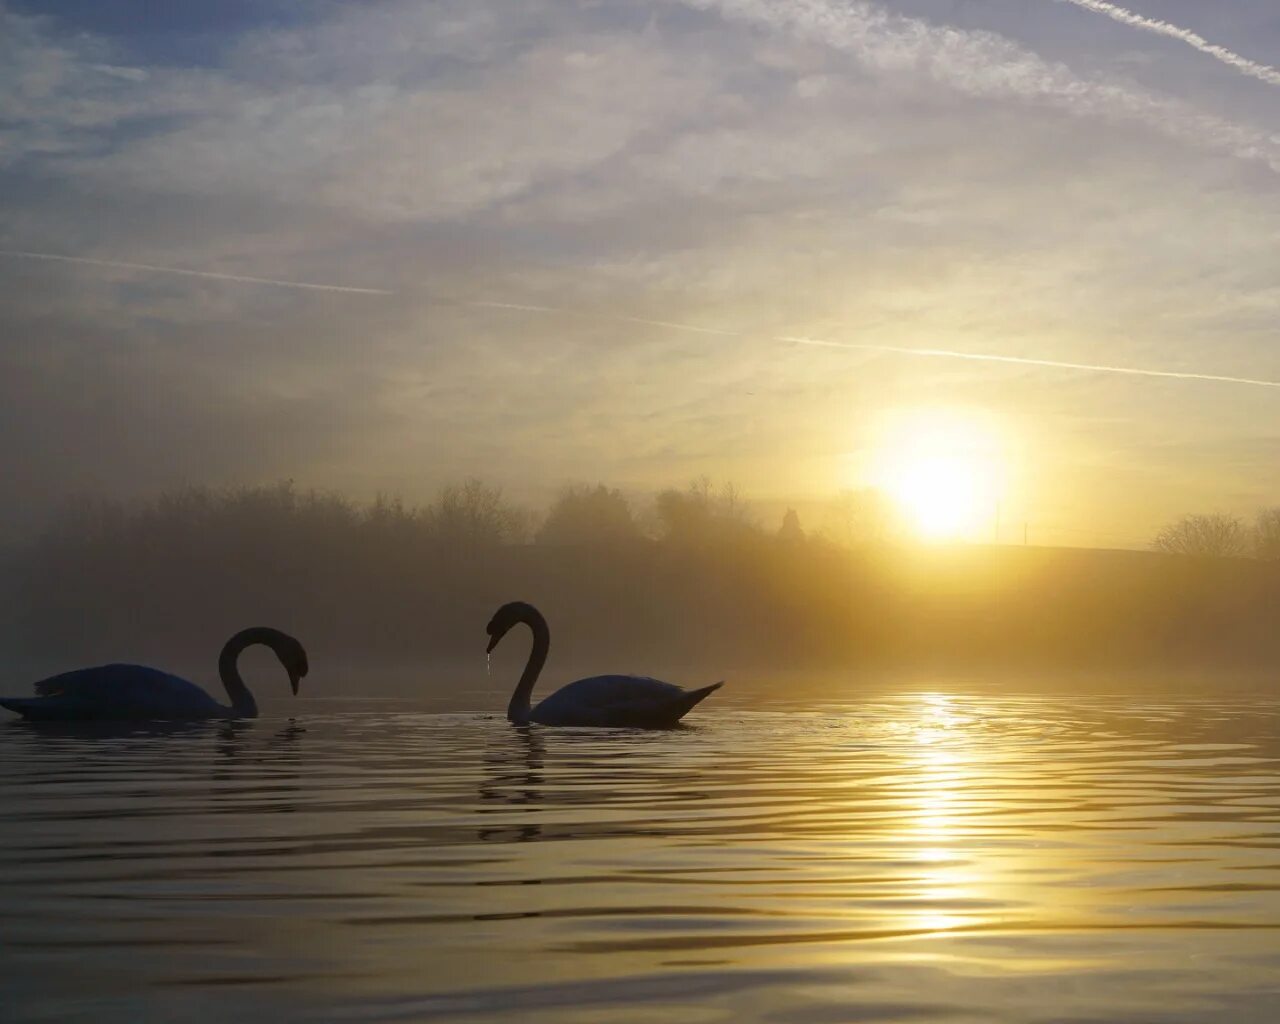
1;690;1278;1023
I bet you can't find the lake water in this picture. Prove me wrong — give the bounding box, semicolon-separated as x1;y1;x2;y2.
2;690;1278;1023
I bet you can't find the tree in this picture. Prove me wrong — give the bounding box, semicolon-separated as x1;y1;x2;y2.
1255;508;1280;561
777;508;805;543
427;479;528;547
821;488;900;547
537;485;640;546
653;477;754;543
1152;513;1250;558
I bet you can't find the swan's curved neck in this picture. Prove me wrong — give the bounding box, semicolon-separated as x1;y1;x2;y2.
507;608;550;726
218;627;276;718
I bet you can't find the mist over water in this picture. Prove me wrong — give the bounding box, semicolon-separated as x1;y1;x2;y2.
9;480;1280;689
3;685;1277;1023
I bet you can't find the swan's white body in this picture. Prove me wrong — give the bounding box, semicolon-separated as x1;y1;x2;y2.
486;602;722;728
0;628;307;722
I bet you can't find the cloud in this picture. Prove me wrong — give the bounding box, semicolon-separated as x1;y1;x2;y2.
14;2;718;224
90;64;150;83
681;0;1280;173
1057;0;1280;88
13;0;1278;224
0;5;242;168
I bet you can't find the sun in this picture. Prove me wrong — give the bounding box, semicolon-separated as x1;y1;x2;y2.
870;409;1007;542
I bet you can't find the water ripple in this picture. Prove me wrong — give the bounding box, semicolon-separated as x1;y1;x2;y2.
1;693;1278;1023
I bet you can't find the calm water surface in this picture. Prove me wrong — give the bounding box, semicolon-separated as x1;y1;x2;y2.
2;690;1279;1023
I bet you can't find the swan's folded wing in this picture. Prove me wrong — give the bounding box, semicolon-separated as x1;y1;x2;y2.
35;664;185;696
27;664;223;717
568;675;686;703
533;675;722;727
34;665;118;696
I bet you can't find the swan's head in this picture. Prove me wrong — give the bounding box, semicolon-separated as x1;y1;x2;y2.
486;601;536;653
270;632;309;695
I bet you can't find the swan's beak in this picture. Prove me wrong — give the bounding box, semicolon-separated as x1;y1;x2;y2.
289;671;302;696
486;632;501;654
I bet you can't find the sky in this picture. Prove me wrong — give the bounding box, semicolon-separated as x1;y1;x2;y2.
2;0;1279;548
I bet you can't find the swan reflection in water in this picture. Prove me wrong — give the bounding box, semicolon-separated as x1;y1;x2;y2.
209;719;308;823
477;726;546;844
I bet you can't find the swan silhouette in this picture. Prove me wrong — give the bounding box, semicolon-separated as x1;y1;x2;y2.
486;601;721;728
0;627;308;722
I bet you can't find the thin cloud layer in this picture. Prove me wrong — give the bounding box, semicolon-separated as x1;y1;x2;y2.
686;0;1280;172
1;0;1279;544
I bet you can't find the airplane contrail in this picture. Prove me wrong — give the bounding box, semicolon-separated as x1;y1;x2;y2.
1058;0;1280;87
471;301;741;337
0;249;394;295
7;250;1278;391
780;335;1280;390
474;299;1280;391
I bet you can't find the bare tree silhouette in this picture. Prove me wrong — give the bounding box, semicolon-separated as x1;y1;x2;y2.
1152;513;1250;558
427;479;529;548
821;488;900;547
1254;508;1280;561
654;477;754;544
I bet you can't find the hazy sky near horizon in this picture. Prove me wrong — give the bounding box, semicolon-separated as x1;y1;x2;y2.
2;0;1279;546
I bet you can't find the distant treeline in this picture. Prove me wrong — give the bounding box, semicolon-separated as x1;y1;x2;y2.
4;479;1280;675
1152;510;1280;560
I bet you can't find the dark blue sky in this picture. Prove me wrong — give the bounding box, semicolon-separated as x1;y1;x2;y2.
10;0;322;60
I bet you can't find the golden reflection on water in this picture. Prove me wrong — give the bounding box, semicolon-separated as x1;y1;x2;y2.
1;692;1279;1023
903;695;982;937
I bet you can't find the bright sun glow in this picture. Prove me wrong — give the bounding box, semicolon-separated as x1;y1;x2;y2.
871;409;1008;541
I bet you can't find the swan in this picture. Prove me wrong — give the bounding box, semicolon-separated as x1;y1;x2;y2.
485;601;722;728
0;627;308;722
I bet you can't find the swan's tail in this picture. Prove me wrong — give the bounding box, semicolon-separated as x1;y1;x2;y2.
0;695;95;720
0;697;42;719
672;681;724;722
